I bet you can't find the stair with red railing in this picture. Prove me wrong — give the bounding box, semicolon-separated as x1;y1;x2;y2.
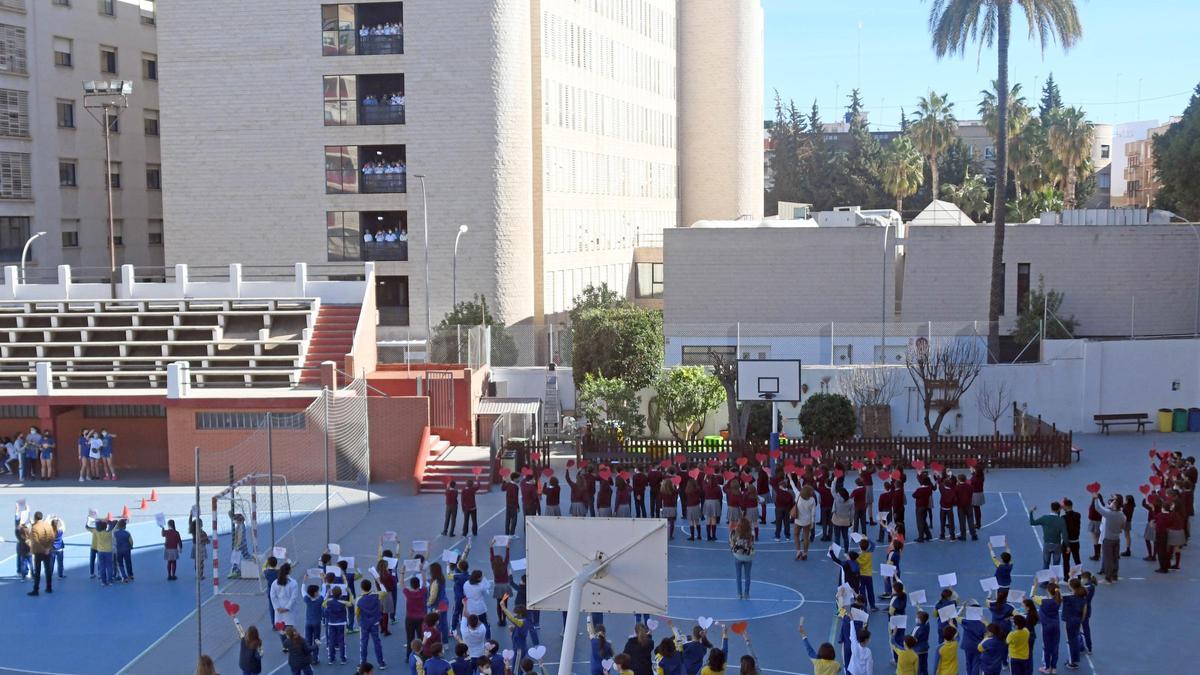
299;304;361;385
419;442;492;493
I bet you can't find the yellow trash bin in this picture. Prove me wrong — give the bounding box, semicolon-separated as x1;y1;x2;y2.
1158;408;1173;433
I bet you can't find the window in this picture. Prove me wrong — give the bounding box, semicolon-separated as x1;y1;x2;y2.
143;108;158;135
61;219;79;247
142;52;156;80
321;4;357;56
145;164;161;189
53;36;72;67
324;145;358;193
1098;172;1111;190
983;146;995;161
56;99;74;128
107;161;120;188
323;75;356;126
99;45;116;74
111;218;123;245
326;211;361;261
98;0;114;16
0;87;27;137
53;0;69;6
681;345;735;367
140;0;155;25
1100;144;1110;159
0;216;30;260
58;160;76;187
1016;263;1031;315
0;0;24;11
0;153;31;199
0;23;27;74
635;262;663;298
148;218;162;245
196;411;305;430
86;404;165;418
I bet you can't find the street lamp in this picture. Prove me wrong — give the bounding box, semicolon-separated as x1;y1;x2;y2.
19;231;46;284
82;80;133;296
413;174;431;344
453;224;469;308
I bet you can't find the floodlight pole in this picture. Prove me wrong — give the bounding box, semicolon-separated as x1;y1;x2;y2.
83;83;131;297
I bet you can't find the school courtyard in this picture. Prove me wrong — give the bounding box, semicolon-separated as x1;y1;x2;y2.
1;431;1195;675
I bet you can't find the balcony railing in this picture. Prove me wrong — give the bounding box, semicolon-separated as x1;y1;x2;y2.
363;240;408;261
360;173;406;194
360;103;405;125
359;34;403;55
378;306;410;326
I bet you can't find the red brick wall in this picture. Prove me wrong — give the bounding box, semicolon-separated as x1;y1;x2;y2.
368;365;480;445
368;396;429;482
50;407;169;474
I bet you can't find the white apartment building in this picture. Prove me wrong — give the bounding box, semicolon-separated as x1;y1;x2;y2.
156;0;763;337
0;0;162;278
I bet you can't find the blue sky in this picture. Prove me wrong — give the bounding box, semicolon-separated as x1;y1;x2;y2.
763;0;1198;130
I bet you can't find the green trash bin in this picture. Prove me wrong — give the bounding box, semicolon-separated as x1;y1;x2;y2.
1158;408;1173;432
1173;408;1189;432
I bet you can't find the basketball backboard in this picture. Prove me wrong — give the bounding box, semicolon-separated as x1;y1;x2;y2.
525;516;667;614
736;359;801;402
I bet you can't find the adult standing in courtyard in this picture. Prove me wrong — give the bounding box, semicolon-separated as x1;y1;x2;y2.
729;517;755;599
269;563;301;650
1029;502;1067;572
1092;493;1126;583
27;511;55;596
100;429;118;481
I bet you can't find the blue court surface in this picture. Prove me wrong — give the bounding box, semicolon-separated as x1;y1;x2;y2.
0;432;1196;674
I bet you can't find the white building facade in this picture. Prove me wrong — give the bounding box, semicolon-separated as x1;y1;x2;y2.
0;0;162;278
157;0;764;336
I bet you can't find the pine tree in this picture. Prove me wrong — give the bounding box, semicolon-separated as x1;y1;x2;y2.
1039;73;1063;118
843;88;885;207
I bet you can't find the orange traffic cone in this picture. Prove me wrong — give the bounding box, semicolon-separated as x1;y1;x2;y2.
139;499;149;510
106;512;113;521
149;489;159;502
121;505;131;520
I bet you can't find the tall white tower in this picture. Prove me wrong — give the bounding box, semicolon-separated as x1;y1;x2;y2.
678;0;765;226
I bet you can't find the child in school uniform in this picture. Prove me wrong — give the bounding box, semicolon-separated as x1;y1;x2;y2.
889;633;919;675
797;623;839;675
958;603;987;675
855;537;878;611
1078;572;1097;655
934;588;958;644
1006;614;1033;675
322;585;351;665
450;643;475;675
935;625;959;675
989;540;1014;593
978;624;1007;675
677;623;711;675
452;557;471;629
356;578;387;669
911;611;931;675
302;585;324;662
1031;581;1062;674
888;580;909;657
237;623;264;675
881;539;903;599
498;594;532;664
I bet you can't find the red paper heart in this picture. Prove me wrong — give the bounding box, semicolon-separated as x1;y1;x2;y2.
889;470;901;481
670;475;682;486
531;451;541;462
618;470;630;481
688;468;700;479
499;467;512;478
811;449;823;460
566;459;575;468
675;453;687;465
580;460;590;469
659;459;672;469
834;469;845;478
755;453;767;463
599;469;612;480
274;622;285;632
709;459;721;466
851;460;864;470
542;467;554;477
866;451;878;460
801;457;813;466
769;449;782;459
736;457;749;467
223;599;240;616
912;459;926;471
472;466;483;476
1149;475;1162;486
718;452;729;461
930;462;944;474
1148;449;1156;459
521;467;533;477
881;457;893;466
1086;482;1101;494
723;470;736;481
1138;484;1151;495
966;458;978;468
783;458;795;467
730;621;748;635
703;466;715;476
739;473;753;483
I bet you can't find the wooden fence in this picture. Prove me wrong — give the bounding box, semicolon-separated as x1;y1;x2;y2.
508;432;1072;474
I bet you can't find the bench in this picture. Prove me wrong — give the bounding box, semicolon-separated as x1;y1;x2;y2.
1071;444;1082;462
1093;413;1148;435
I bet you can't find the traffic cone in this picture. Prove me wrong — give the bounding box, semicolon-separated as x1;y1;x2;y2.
106;512;113;521
139;499;149;510
149;489;158;502
121;505;131;520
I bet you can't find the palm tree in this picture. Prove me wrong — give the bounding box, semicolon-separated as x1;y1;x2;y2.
1046;106;1094;207
877;136;925;213
929;0;1083;360
1007;116;1044;198
941;171;991;221
979;81;1032;149
909;91;958;200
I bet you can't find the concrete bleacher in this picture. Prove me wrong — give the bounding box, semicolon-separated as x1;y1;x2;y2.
0;262;375;391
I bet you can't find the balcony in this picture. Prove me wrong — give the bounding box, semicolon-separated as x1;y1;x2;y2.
362;239;408;261
360;102;404;125
378;306;410;326
359;33;403;55
360;172;406;194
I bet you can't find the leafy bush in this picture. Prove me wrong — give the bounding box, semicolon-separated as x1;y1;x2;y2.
798;393;857;440
576;373;644;439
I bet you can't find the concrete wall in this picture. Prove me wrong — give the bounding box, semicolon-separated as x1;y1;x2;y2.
367;395;428;481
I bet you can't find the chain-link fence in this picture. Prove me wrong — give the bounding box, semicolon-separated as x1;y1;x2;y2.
117;379;372;674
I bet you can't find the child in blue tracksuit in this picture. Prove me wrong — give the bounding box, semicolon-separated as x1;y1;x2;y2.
51;519;65;578
1061;579;1088;668
888;581;908;662
912;610;931;675
452;560;471;629
989;541;1014;592
499;601;532;664
959;604;987;675
1032;583;1062;673
450;643;475;675
339;560;358;633
1079;572;1096;654
837;598;866;665
486;641;506;675
302;585;324;661
678;625;710;675
323;586;351;665
585;616;615;675
856;538;878;610
263;557;280;618
935;588;959;644
356;579;386;668
513;574;540;633
113;521;134;581
977;624;1007;675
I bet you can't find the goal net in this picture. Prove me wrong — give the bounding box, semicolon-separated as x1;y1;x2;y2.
210;473;293;596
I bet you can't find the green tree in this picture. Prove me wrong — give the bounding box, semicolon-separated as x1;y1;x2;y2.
930;0;1083;360
1153;83;1200;220
432;295;517;366
877;136;925;213
798;393;857;440
654;367;725;442
941;171;992;221
980;81;1032;146
936;137;980;190
910;91;958;200
1046;106;1094;208
577;373;645;438
1039;72;1064;118
843;89;886;208
1008;116;1047;198
1012;275;1079;344
568;283;626;324
571;304;663;392
1006;185;1064;223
